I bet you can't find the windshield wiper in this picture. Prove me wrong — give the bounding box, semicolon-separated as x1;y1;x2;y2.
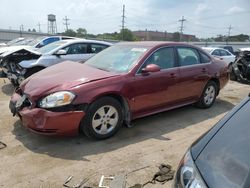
95;67;110;72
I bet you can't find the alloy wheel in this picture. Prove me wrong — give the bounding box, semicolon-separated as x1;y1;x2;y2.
204;85;215;105
92;105;119;135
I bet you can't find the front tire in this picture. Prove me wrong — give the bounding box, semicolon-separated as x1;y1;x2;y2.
81;97;123;139
196;81;218;108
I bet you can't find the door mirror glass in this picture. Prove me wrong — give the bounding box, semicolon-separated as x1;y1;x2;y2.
55;49;67;56
141;64;161;74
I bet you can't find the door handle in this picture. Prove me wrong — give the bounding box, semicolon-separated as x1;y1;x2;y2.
170;73;176;78
202;68;207;73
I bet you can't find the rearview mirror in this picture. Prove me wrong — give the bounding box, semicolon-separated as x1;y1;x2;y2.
141;64;161;74
55;49;67;56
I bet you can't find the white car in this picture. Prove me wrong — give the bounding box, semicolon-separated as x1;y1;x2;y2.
202;47;235;65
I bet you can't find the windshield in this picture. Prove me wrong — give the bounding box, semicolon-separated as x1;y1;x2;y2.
14;38;34;46
6;38;24;46
85;45;148;73
36;40;67;54
27;36;45;46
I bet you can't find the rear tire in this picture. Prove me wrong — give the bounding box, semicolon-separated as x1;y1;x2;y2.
229;64;237;81
195;81;218;109
81;97;123;139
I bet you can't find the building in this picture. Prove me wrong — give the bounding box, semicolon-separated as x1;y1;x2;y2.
0;29;49;43
132;30;197;42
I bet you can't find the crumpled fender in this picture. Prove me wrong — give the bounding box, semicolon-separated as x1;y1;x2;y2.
0;48;41;61
19;59;39;68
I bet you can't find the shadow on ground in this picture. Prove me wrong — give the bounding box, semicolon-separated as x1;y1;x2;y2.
1;82;14;96
12;99;235;161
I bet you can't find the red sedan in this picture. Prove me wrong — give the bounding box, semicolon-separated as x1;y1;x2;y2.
9;42;229;139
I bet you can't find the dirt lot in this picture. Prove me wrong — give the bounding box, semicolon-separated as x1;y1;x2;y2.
0;78;249;188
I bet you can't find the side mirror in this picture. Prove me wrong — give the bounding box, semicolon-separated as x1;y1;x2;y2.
141;64;161;74
54;49;67;56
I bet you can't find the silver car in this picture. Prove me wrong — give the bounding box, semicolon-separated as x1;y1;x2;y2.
1;39;112;85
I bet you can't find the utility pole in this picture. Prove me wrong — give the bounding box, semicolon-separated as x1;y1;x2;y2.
20;24;24;37
121;4;126;41
178;16;186;41
227;25;232;37
37;22;41;33
226;25;232;44
63;16;70;31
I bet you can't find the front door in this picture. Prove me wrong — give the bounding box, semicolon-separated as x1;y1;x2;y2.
126;47;180;117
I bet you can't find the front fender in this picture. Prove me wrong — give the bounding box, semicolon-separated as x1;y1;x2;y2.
19;59;38;68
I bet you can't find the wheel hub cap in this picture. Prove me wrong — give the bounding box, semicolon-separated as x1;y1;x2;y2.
204;86;215;105
92;105;118;135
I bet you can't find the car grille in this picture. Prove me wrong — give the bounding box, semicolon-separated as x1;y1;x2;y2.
16;88;32;108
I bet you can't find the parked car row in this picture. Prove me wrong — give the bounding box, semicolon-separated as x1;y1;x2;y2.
8;42;229;139
0;36;77;56
0;39;111;85
6;39;250;188
202;47;236;66
0;37;25;47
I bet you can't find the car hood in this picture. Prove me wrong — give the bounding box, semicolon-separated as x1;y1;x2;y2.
20;61;120;99
0;46;40;59
0;45;32;55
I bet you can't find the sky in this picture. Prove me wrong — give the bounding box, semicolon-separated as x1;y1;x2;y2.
0;0;249;38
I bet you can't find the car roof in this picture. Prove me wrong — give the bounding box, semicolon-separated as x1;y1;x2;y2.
116;41;197;48
61;39;112;46
202;47;225;50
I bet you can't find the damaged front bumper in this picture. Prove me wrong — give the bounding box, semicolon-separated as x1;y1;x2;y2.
10;93;86;136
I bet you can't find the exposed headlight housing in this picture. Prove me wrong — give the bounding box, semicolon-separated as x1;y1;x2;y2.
38;91;75;108
174;150;207;188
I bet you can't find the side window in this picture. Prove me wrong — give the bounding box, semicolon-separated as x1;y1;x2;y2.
91;44;108;53
211;49;220;56
140;47;175;71
220;49;231;56
200;51;211;64
63;43;88;54
177;47;200;66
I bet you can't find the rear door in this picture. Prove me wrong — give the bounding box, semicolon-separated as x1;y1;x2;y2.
128;47;180;116
177;47;210;102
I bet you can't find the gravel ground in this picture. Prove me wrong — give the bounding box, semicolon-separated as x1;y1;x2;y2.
0;78;249;188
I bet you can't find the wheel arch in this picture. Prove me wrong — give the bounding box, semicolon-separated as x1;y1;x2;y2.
79;92;131;133
208;77;220;96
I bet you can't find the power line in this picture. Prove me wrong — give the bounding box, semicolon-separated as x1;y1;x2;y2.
63;16;70;31
179;16;186;41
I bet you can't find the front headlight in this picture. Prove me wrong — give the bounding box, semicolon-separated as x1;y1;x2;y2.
38;91;75;108
174;150;207;188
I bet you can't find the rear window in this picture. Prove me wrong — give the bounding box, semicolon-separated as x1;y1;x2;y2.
200;51;211;63
196;100;250;188
177;47;200;66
